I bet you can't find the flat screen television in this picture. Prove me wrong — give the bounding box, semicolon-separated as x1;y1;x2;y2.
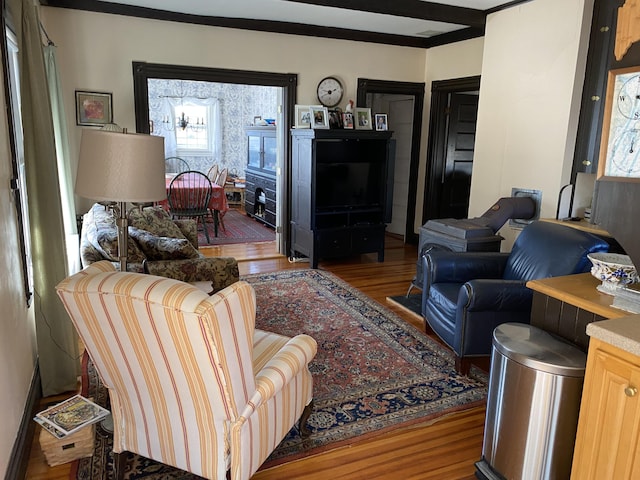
315;161;384;210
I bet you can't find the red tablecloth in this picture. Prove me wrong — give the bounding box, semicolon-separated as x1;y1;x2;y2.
160;173;228;213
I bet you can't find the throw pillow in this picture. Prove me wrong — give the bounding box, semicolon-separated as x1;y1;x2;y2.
86;204;146;263
128;206;187;240
129;227;200;261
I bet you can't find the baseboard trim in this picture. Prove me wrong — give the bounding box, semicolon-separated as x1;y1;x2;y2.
5;363;42;480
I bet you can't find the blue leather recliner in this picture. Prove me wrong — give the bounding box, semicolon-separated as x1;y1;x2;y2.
421;220;609;374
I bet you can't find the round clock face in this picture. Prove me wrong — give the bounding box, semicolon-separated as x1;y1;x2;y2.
317;76;344;108
609;128;640;177
616;74;640;120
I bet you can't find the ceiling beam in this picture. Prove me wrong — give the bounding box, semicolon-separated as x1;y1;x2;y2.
280;0;486;28
39;0;487;48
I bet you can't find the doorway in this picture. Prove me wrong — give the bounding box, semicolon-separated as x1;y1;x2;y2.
132;62;297;254
357;78;425;244
423;76;480;223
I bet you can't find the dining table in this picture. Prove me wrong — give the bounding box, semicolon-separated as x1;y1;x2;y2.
160;173;229;238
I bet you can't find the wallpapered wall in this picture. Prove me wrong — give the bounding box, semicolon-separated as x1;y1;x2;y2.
148;79;279;177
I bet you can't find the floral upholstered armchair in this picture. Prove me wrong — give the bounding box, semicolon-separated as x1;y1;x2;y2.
56;261;317;480
80;203;238;293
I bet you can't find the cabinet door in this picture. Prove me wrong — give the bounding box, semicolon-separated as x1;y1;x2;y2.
571;340;640;479
248;135;261;168
263;135;277;172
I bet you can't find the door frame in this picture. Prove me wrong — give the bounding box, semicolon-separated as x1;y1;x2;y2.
357;78;425;244
132;62;297;253
423;75;480;223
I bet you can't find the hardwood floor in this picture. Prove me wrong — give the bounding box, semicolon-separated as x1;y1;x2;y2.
25;236;487;480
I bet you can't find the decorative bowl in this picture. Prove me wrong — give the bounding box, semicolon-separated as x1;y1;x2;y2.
587;252;639;295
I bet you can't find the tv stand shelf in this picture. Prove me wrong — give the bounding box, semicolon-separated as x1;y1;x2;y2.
290;128;394;268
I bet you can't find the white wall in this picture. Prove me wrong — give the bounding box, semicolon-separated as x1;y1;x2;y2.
40;7;429;213
471;0;594;248
419;37;485;231
0;57;38;477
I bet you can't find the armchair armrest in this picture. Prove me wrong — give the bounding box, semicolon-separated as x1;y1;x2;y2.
144;256;239;293
241;334;317;418
424;251;510;286
459;278;533;312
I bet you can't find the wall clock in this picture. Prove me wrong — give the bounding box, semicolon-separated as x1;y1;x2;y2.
316;76;344;108
599;66;640;180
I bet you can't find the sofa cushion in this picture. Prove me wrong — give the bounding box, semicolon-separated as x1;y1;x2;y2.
128;206;188;240
129;227;200;261
85;205;146;264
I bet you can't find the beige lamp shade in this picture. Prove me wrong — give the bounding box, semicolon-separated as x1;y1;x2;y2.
75;129;166;203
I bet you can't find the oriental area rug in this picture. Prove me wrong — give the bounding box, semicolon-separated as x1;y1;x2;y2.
72;269;487;480
198;209;275;246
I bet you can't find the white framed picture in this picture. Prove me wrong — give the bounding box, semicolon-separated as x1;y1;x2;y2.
375;114;388;131
355;108;372;130
294;105;312;129
310;106;330;129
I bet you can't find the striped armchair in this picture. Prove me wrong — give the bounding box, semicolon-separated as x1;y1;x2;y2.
56;261;317;480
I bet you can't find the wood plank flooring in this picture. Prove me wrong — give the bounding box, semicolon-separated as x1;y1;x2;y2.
25;236;487;480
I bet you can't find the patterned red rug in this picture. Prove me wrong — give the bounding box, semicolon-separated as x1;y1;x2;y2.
71;269;487;479
198;209;275;245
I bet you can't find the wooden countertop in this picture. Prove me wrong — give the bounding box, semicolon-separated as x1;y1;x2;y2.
526;273;628;319
540;218;611;237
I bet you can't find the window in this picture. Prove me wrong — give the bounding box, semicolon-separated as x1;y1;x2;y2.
4;28;32;304
174;104;212;155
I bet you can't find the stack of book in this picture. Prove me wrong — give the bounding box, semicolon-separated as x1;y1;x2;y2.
612;284;640;314
34;394;110;439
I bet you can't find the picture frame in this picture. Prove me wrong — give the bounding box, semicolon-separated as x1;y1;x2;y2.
310;106;330;129
75;91;113;127
342;112;354;129
355;108;372;130
294;105;313;129
375;114;388;131
598;65;640;180
328;108;343;129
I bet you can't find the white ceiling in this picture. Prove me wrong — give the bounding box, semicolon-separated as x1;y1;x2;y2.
44;0;523;45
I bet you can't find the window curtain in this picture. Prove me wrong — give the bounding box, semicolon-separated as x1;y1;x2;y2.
44;44;80;275
7;0;79;396
160;97;222;162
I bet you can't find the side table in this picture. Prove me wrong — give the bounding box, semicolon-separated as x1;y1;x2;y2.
224;185;246;208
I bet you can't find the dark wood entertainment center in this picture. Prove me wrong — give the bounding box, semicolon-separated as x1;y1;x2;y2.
290;128;394;268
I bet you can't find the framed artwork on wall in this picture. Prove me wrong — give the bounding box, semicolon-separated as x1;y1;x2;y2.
598;66;640;180
75;91;113;127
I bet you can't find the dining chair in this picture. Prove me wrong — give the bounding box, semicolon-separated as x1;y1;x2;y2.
206;163;220;184
165;156;190;175
56;261;317;480
213;167;229;232
168;170;213;243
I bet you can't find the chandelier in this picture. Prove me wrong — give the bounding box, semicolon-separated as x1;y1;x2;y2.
161;110;206;131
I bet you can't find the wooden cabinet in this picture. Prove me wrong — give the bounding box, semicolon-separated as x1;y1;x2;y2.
527;273;627;350
290;128;394;268
571;337;640;479
245;126;276;228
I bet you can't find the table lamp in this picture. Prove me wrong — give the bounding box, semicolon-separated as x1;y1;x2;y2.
75;129;165;272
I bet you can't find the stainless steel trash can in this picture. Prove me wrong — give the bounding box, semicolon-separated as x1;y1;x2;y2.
475;323;587;480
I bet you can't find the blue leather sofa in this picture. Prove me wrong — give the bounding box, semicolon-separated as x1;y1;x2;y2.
421;220;609;374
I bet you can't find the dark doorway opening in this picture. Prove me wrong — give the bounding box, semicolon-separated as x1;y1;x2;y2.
423;76;480;223
132;62;297;253
357;78;425;244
